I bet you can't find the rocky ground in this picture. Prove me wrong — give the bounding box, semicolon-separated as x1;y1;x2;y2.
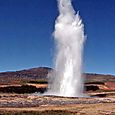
0;93;115;115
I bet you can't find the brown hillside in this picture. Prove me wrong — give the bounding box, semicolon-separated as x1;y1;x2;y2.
0;67;115;92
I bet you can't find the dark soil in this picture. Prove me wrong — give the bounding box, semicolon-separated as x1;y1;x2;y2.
0;85;47;94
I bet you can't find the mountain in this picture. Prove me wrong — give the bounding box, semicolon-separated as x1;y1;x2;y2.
0;67;115;87
0;67;115;93
0;67;51;78
0;67;52;85
85;73;115;83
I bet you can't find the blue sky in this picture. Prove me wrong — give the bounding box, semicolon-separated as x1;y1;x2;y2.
0;0;115;75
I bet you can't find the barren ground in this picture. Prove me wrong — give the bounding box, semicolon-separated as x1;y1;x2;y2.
0;93;115;115
0;68;115;114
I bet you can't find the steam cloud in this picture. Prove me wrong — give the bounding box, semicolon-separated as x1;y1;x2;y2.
47;0;85;97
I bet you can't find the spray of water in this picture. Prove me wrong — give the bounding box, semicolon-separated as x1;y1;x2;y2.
47;0;85;97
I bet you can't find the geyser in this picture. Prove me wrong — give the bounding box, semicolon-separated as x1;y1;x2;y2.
47;0;85;97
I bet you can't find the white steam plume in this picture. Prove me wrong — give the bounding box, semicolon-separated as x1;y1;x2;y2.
47;0;85;97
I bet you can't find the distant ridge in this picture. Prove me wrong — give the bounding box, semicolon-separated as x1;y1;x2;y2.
0;67;115;85
0;67;52;78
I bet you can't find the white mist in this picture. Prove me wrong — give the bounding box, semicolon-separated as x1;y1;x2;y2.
47;0;85;97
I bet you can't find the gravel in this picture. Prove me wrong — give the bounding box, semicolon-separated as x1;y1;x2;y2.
0;94;115;107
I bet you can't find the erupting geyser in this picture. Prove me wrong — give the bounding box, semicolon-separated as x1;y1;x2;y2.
47;0;85;97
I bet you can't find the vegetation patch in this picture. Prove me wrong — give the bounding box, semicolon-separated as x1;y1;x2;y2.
85;81;105;85
28;79;48;84
0;85;47;94
85;85;100;91
0;110;75;115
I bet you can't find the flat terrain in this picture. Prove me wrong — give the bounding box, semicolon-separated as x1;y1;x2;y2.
0;93;115;115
